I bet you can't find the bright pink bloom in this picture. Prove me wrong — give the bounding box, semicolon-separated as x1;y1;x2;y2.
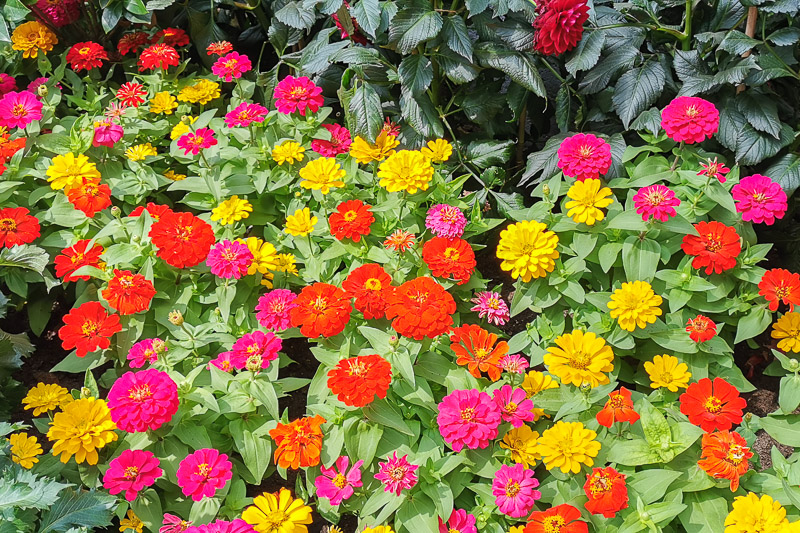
438;509;477;533
492;385;535;428
492;463;541;518
732;174;787;225
0;74;15;95
160;514;192;533
36;0;79;27
27;77;51;95
255;289;298;331
177;128;218;156
332;7;368;45
92;119;124;148
206;240;253;279
102;449;163;501
698;157;730;183
209;351;240;373
437;389;502;452
633;184;681;222
176;449;232;502
273;76;324;116
107;369;179;432
185;519;256;533
557;133;611;181
374;452;419;495
127;338;166;368
230;330;281;370
661;96;719;144
314;456;364;505
500;354;529;374
426;204;467;238
470;291;510;326
312;124;352;156
224;102;268;128
0;91;42;129
212;52;252;82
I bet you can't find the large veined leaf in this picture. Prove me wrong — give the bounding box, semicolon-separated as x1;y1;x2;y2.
0;245;49;272
349;83;383;141
718;102;794;165
612;60;665;128
400;89;444;138
38;488;116;533
565;30;605;76
578;46;638;94
474;43;545;97
718;30;760;55
441;15;473;59
398;54;433;95
466;140;515;169
519;134;568;186
765;153;800;195
388;2;443;54
350;0;381;38
275;1;316;30
0;468;68;511
735;92;781;139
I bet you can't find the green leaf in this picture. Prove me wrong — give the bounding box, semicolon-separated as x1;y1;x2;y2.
765;153;800;195
3;0;30;21
350;83;384;141
768;27;800;46
400;89;444;138
475;43;545;97
579;47;639;94
248;379;280;419
734;306;771;343
606;438;660;466
399;55;433;95
612;61;666;129
761;414;800;446
466;140;515;169
235;429;271;483
0;245;48;273
0;468;68;511
628;469;682;504
555;84;572;133
441;15;472;59
351;0;381;38
736;92;781;139
396;493;438;533
362;398;415;436
565;30;605;76
678;492;727;533
718;101;794;165
437;49;478;84
622;236;660;282
779;375;800;413
38;488;116;533
519;134;567;186
630;107;662;135
719;30;760;55
388;4;443;54
275;1;316;29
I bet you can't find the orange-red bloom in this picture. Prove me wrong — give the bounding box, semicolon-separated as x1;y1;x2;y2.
54;239;104;282
268;415;325;469
698;430;752;491
58;301;122;357
584;467;628;518
385;277;456;340
679;377;746;432
151;28;189;47
65;179;111;217
422;236;476;285
0;207;40;248
686;314;717;342
129;202;173;221
327;354;392;407
759;268;800;312
525;504;588;533
681;221;741;275
138;43;180;71
0;132;25;175
290;283;352;338
596;387;639;428
117;32;148;56
449;324;508;381
149;211;215;268
66;42;107;71
383;229;415;252
101;269;156;315
342;264;393;320
329;199;374;242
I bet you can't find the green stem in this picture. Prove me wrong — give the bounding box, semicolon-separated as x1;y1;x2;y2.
669;141;685;171
682;0;693;51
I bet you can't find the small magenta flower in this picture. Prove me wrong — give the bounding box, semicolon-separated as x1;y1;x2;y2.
160;514;191;533
176;448;232;501
209;351;239;373
438;509;477;533
437;389;502;452
255;289;298;332
102;449;162;501
470;291;510;326
177;127;217;156
557;133;612;181
374;452;418;495
92;119;123;148
312;124;352;156
230;330;281;370
492;463;541;518
499;354;529;374
492;385;536;428
127;337;166;368
425;204;468;238
698;157;730;183
212;52;252;82
314;456;364;505
632;184;681;222
206;240;253;279
224;102;268;128
732;174;787;225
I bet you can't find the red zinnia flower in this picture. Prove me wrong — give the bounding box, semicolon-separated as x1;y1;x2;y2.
385;277;456;340
138;43;180;72
383;229;415;252
116;82;147;108
206;41;233;56
65;179;112;217
533;0;590;56
525;504;588;533
686;314;717;342
66;42;108;71
679;377;746;432
101;269;156;315
449;324;508;381
382;118;400;137
129;202;173;221
58;301;122;357
290;283;353;338
698;157;730;183
149;211;215;269
584;467;628;518
0;207;40;248
329;199;374;242
342;263;393;320
422;237;476;285
596;387;640;428
54;239;104;282
681;221;741;275
327;354;392;407
759;268;800;312
117;32;149;56
151;28;189;47
698;430;752;491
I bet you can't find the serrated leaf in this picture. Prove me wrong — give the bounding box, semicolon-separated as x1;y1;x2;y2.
350;82;383;140
388;4;443;54
565;30;605;76
475;43;545;97
768;27;800;46
467;140;515;168
519;134;568;186
765;153;800;195
555;84;571;132
579;46;638;94
718;102;794;165
144;0;174;9
0;468;68;511
441;15;472;59
398;54;433;94
400;89;444;138
493;17;536;51
38;488;116;533
351;0;381;37
0;245;48;272
436;49;478;83
630;107;662;135
719;30;760;55
612;61;665;128
736;92;781;138
275;1;316;29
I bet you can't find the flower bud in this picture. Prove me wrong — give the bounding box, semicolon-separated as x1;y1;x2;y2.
789;359;800;372
37;84;48;97
542;184;551;197
131;235;140;243
388;335;399;348
294;191;302;198
168;310;184;326
152;339;168;354
80;387;91;399
110;206;121;217
245;354;262;372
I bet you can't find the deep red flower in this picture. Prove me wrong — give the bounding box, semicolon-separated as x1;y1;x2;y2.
129;202;173;221
329;199;374;242
151;28;189;47
698;430;752;491
58;301;122;357
681;221;741;275
680;377;746;432
149;211;215;269
327;354;392;407
449;324;507;381
422;236;476;285
759;268;800;312
332;3;369;45
525;504;588;533
290;283;352;338
117;32;149;56
342;263;393;320
116;82;147;108
596;387;640;428
686;314;717;342
0;133;26;172
65;179;111;217
0;207;39;248
66;42;108;71
54;239;104;282
584;467;628;518
138;44;180;72
533;0;589;56
385;277;455;339
101;269;156;315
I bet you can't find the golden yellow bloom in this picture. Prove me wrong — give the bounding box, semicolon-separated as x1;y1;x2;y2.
170;116;197;140
149;91;178;115
608;280;663;331
420;139;453;163
535;421;601;474
177;79;220;104
285;208;317;237
8;432;42;469
377;150;434;194
500;425;540;468
520;371;559;420
11;21;58;59
362;528;394;533
210;195;253;226
163;170;186;181
242;488;313;533
724;493;799;533
509;527;525;533
119;510;144;533
772;312;800;353
125;143;157;161
496;220;559;282
349;131;399;164
239;237;279;275
47;397;117;465
565;178;614;226
275;253;299;275
272;141;306;165
22;382;72;416
299;157;346;194
46;153;101;191
327;527;343;533
544;330;614;387
643;354;691;392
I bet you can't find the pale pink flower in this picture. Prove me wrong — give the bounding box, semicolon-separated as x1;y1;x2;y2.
224;102;268;128
177;128;217;156
230;330;281;370
107;369;179;432
255;289;297;331
632;184;681;222
732;174;787;225
425;204;468;238
437;389;501;452
312;124;352;156
500;354;529;374
206;240;253;279
273;76;324;116
104;101;127;119
374;452;418;495
102;449;162;501
160;514;192;533
0;91;43;129
212;52;252;82
438;509;477;533
470;291;509;326
314;456;364;505
492;463;540;518
492;385;535;428
127;338;166;368
176;448;232;501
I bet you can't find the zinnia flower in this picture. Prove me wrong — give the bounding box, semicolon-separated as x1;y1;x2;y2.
584;467;628;517
500;354;529;374
103;449;163;501
149;91;178;115
138;43;180;71
58;301;121;357
772;312;800;353
499;425;541;468
177;128;217;155
152;27;190;47
242;489;313;533
93;120;124;148
724;493;796;533
176;448;233;501
211;195;252;226
661;96;719;144
533;0;589;56
206;240;253;279
284;208;318;236
8;432;42;469
160;513;192;533
240;237;278;275
522;370;560;398
46;152;101;191
0;74;15;95
421;139;453;163
66;178;112;217
327;354;391;407
759;268;800;312
374;452;418;495
0;91;43;129
107;369;180;432
422;237;476;285
116;82;148;108
426;204;467;238
492;463;540;518
129;202;173;221
438;509;476;533
557;133;611;181
127;338;166;368
22;382;71;416
732;174;787;225
437;389;502;451
544;330;614;387
383;229;415;252
299;157;346;194
607;280;663;331
212;52;252;82
497;220;559;282
314;456;364;506
633;184;681;222
269;415;326;469
11;21;57;58
686;314;717;342
35;0;79;27
329;199;374;242
596;387;639;428
565;178;613;225
256;290;297;331
680;377;747;433
230;330;281;370
149;211;216;268
226;102;268;128
526;504;588;533
290;283;352;338
102;269;157;315
0;207;40;248
470;291;510;326
66;42;107;71
378;150;434;194
644;354;691;392
273;75;323;115
493;385;535;428
385;276;455;339
698;157;730;183
698;430;752;491
178;79;221;105
449;324;508;381
120;510;144;533
682;221;741;275
312;123;352;156
535;421;601;473
47;397;117;464
207;41;233;56
342;263;393;320
350;130;398;164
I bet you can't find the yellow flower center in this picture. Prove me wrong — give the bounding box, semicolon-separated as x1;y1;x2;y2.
727;444;747;465
608;394;625;409
460;407;475;421
0;218;16;231
196;463;211;477
704;396;723;413
387;465;408;481
333;474;347;488
128;384;152;402
364;278;382;291
176;226;193;242
474;348;490;362
776;286;791;299
568;351;591;370
81;320;99;336
578;145;594;158
589;474;611;495
263;510;288;530
312;296;328;312
487;297;500;310
79;47;91;55
124;466;140;479
543;516;566;533
347;359;367;377
118;275;134;289
645;190;665;206
685;105;700;117
658;371;675;384
343;210;358;222
505;401;518;414
703;233;723;252
444;247;460;261
752;192;766;202
12;104;27;118
505;480;521;498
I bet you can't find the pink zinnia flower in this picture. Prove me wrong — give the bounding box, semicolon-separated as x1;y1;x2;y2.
224;102;268;128
426;204;468;238
314;456;364;505
273;75;324;116
27;77;52;95
107;369;180;432
185;519;256;533
176;448;233;501
492;385;535;428
230;330;281;370
0;74;16;95
212;52;252;82
438;509;477;533
160;514;192;533
661;96;719;144
557;133;612;181
206;240;253;279
0;91;43;129
732;174;787;225
374;452;419;495
209;351;240;373
492;463;541;518
102;449;163;501
499;354;529;374
127;337;166;368
437;389;502;452
177;128;218;156
312;124;352;156
92;119;124;148
698;157;731;183
255;289;298;331
632;184;681;222
470;291;510;326
37;0;80;27
104;102;127;120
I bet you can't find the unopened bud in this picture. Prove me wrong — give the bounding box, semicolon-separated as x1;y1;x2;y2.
132;235;140;243
245;354;262;372
168;309;184;326
152;339;168;354
789;359;800;372
542;184;551;197
294;191;302;198
37;84;48;97
80;387;91;399
110;206;121;217
388;335;399;348
579;383;591;393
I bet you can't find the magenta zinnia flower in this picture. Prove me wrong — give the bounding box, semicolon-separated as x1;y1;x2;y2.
557;133;611;181
184;519;255;533
661;96;719;144
206;240;253;279
374;452;419;495
224;102;268;128
0;91;43;129
438;509;477;533
492;463;541;518
230;330;281;370
107;369;180;432
36;0;80;27
0;74;16;95
102;449;162;501
698;157;730;183
632;184;681;222
160;514;192;533
177;128;218;156
92;119;124;148
210;351;240;373
212;52;252;82
255;289;298;331
314;456;364;506
312;123;352;156
437;389;502;452
273;75;324;116
127;337;166;368
176;448;233;501
425;204;468;238
492;385;535;428
470;291;510;326
732;174;787;225
500;354;529;374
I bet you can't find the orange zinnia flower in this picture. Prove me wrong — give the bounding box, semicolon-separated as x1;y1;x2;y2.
759;268;800;312
584;467;628;518
421;236;476;285
327;354;392;407
54;239;104;282
149;211;215;268
58;301;122;357
66;179;112;217
449;324;508;381
596;387;640;428
679;377;746;432
680;221;741;275
268;415;325;469
290;283;352;338
101;269;156;315
342;264;393;320
525;504;588;533
686;314;717;342
385;277;456;340
698;430;752;491
328;199;374;242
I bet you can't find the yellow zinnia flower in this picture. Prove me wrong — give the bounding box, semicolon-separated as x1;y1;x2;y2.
420;139;453;163
125;143;157;161
22;382;72;416
544;329;614;387
535;420;601;474
8;432;42;469
119;509;143;533
177;79;220;104
363;528;394;533
211;195;253;226
643;354;691;392
11;21;58;59
724;493;798;533
272;141;306;165
608;280;663;331
298;157;346;194
239;237;279;275
520;370;559;420
377;150;434;194
772;312;800;353
499;425;540;468
242;488;313;533
496;220;559;282
565;178;614;225
349;131;399;164
170;115;197;140
163;170;186;181
275;253;299;275
285;208;317;237
149;91;178;115
46;152;101;191
47;397;117;465
509;527;525;533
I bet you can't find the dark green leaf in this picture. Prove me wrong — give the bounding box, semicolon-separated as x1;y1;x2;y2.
400;89;444;138
579;47;638;94
38;489;116;533
467;140;515;168
612;61;665;128
736;92;781;139
388;3;443;54
718;102;794;165
436;49;478;83
399;54;433;94
630;107;662;135
475;43;545;97
351;0;381;37
350;82;383;140
719;30;760;55
275;1;316;29
493;17;536;51
765;153;800;195
768;27;800;46
555;84;571;132
565;30;605;76
519;134;567;186
3;0;30;21
465;0;490;15
101;3;124;33
441;15;472;59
